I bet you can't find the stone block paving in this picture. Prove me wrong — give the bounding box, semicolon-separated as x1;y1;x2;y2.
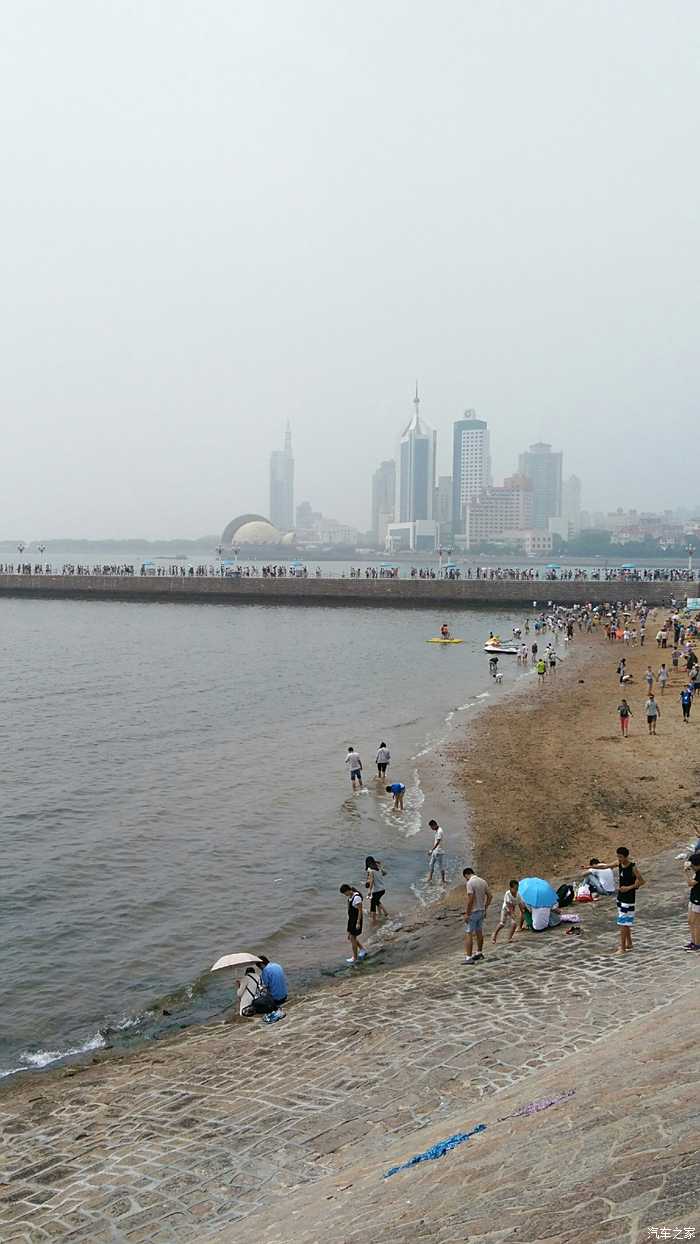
0;848;696;1243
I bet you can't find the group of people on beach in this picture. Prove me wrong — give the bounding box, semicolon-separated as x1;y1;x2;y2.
337;601;700;973
243;598;700;1026
615;605;700;735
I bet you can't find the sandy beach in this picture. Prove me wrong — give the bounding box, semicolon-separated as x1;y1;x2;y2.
1;615;698;1243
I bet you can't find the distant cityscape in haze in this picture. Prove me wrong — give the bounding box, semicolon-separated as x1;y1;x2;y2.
235;390;698;559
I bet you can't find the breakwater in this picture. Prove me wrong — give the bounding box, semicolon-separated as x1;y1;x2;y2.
0;573;694;607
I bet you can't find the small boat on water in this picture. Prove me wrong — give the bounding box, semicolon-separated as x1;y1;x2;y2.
484;644;519;654
427;637;464;644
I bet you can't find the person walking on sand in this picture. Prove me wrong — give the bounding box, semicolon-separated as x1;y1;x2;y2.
386;781;405;810
375;741;390;779
645;692;660;735
339;884;367;963
492;880;521;944
365;855;388;924
462;867;492;964
680;685;693;724
588;847;645;953
617;657;627;684
536;657;547;684
683;851;700;950
618;698;632;736
345;746;363;790
657;664;669;694
644;665;655;694
427;819;447;884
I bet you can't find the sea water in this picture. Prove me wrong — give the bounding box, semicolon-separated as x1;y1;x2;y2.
0;596;536;1076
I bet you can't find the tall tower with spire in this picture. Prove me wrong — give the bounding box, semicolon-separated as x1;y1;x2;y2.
269;423;295;531
397;384;436;523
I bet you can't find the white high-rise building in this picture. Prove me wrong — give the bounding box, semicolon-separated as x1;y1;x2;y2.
397;386;436;523
452;411;491;535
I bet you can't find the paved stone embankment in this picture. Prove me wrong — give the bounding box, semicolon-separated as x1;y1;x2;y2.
0;573;693;609
0;847;696;1244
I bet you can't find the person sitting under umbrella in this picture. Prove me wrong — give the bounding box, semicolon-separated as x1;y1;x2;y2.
517;877;562;931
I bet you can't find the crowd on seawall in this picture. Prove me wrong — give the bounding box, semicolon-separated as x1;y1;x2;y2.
1;561;698;583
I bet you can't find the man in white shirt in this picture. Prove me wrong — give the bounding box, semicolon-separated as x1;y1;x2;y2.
584;858;616;895
427;819;447;884
345;746;363;790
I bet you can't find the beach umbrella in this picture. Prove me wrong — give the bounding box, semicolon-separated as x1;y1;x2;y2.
518;877;558;908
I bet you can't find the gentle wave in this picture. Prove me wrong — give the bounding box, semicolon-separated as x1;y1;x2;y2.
18;1031;107;1071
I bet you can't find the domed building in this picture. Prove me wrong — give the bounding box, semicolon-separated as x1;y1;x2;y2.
221;514;294;548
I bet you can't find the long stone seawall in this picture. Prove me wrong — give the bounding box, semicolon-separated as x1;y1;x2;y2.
0;573;694;608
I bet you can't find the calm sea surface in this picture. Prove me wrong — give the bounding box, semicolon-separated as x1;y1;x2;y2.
0;596;535;1078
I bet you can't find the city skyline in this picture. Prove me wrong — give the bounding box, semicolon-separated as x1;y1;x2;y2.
3;3;700;539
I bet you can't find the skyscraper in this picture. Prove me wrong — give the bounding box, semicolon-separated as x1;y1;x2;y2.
436;475;453;534
371;459;396;544
452;411;490;536
269;422;294;532
562;475;582;537
397;387;436;522
518;442;563;529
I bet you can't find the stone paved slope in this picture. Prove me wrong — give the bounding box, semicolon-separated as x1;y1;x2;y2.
0;847;697;1243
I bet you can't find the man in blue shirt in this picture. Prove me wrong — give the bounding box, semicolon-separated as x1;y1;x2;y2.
386;782;405;810
250;956;288;1014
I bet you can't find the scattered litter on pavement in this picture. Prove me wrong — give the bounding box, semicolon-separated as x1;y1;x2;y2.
384;1124;486;1178
499;1089;576;1121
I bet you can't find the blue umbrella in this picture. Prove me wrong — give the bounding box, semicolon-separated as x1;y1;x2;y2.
518;877;558;908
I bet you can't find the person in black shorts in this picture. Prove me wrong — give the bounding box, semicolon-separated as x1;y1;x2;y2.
365;855;388;924
375;742;390;778
339;884;367;963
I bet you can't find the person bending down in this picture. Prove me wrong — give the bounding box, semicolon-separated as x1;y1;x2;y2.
386;781;405;810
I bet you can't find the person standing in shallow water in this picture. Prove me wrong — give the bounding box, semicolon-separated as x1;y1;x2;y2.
339;884;367;963
365;856;388;924
345;745;363;790
427;819;447;884
375;742;390;779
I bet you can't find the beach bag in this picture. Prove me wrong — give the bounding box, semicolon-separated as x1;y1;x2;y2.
556;883;574;908
575;882;593;902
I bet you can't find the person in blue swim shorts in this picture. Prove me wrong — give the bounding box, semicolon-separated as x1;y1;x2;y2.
462;867;492;965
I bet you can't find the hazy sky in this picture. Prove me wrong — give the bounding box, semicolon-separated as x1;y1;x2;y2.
3;1;699;538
